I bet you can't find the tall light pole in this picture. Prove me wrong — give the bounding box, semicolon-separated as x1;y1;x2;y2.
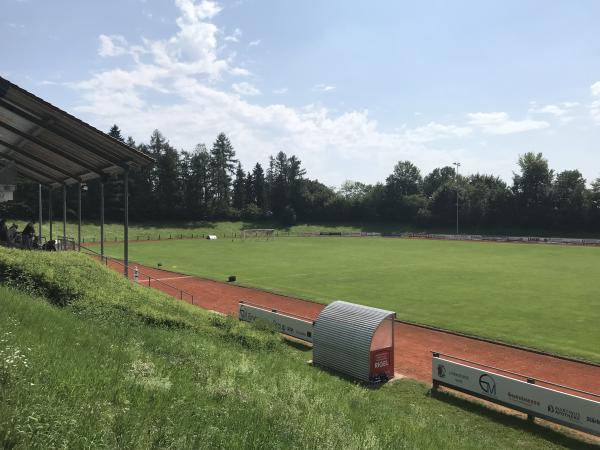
453;162;461;235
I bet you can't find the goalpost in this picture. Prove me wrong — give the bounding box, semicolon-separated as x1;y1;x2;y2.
241;229;276;240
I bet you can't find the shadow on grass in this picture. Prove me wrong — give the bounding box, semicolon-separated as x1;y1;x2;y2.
282;338;312;353
430;388;599;448
309;363;392;390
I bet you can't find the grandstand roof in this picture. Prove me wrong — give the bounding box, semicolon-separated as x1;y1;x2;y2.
0;76;154;188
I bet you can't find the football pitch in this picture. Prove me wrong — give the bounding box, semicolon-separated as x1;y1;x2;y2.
102;237;600;362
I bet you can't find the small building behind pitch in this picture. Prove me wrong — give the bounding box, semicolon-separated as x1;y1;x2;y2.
313;301;395;383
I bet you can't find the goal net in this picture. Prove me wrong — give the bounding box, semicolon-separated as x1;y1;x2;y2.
241;229;275;240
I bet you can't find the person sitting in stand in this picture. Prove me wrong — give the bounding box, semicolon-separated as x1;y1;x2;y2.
7;223;18;246
22;222;35;250
42;239;57;251
0;218;7;244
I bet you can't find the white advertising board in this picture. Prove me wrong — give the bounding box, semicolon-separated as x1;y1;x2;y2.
432;356;600;436
0;184;15;203
239;302;313;343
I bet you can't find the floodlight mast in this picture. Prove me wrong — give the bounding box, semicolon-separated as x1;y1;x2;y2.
453;162;461;235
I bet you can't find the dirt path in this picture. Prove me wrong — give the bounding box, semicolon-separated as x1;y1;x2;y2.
102;258;600;397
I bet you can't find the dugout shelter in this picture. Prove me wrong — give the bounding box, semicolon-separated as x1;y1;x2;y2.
313;301;395;383
0;76;154;274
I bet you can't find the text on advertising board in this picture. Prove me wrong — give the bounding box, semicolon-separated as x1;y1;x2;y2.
239;302;314;343
432;355;600;437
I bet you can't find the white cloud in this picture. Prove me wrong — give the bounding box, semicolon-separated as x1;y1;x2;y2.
232;81;260;96
313;83;336;92
402;122;472;142
37;80;60;86
248;39;261;46
175;0;221;21
98;35;130;57
561;101;579;108
273;88;288;94
528;102;579;125
528;104;568;116
224;27;242;42
72;0;470;185
467;112;549;135
591;81;600;124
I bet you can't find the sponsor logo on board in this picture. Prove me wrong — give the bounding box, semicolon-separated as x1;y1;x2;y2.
547;404;581;422
478;374;496;396
587;416;600;425
507;392;540;407
437;365;446;378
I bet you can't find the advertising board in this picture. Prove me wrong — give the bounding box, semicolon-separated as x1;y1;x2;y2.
239;302;314;343
432;355;600;436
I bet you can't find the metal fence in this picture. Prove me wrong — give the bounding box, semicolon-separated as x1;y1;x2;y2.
76;229;600;247
80;246;196;305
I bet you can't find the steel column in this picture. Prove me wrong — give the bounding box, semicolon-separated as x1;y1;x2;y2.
77;182;82;251
123;170;129;277
38;184;42;242
48;188;53;241
62;184;67;242
100;180;105;257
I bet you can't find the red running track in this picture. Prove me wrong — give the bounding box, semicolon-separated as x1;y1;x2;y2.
103;258;600;398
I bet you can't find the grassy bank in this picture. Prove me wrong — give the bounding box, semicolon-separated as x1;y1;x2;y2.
0;248;594;448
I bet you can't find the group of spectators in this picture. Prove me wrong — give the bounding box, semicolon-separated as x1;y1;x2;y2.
0;219;56;251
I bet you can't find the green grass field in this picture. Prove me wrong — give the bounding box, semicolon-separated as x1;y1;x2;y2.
102;237;600;363
1;248;596;448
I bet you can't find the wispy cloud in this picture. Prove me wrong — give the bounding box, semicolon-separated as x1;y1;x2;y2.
248;39;261;46
224;27;242;42
313;83;335;92
98;35;130;57
467;112;549;135
402;122;472;142
528;102;579;125
273;87;288;94
528;104;568;116
232;81;260;96
591;81;600;124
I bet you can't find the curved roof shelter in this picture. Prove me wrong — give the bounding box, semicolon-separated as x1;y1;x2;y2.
0;76;154;275
313;301;395;383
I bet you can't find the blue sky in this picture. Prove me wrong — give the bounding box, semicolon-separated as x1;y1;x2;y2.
2;0;600;186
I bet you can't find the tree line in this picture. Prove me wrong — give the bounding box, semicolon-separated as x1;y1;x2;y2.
6;125;600;232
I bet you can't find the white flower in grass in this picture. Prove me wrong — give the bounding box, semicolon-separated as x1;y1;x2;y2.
127;359;172;391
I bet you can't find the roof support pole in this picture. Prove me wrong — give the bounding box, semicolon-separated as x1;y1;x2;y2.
48;187;53;242
77;182;82;251
100;180;105;258
62;184;67;245
123;169;129;278
38;184;42;243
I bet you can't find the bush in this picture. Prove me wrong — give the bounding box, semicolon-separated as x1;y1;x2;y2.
242;203;262;220
280;206;296;226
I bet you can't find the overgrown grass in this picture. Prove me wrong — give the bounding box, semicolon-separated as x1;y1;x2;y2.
102;237;600;363
0;248;595;448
